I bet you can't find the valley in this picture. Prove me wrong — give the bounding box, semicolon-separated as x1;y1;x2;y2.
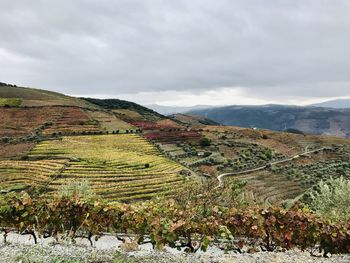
1;84;350;205
1;84;350;257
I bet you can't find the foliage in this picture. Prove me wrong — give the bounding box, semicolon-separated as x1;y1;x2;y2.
26;134;187;202
82;97;163;120
199;138;211;147
59;181;95;200
1;184;350;255
308;177;350;223
0;98;22;107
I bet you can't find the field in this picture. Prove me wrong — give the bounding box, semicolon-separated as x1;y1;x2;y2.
0;85;97;108
0;159;68;192
0;142;35;159
27;134;189;202
144;130;202;143
87;110;134;132
0;106;139;139
0;98;22;107
42;107;101;135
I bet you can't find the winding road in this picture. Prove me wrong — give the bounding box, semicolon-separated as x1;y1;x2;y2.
216;146;331;188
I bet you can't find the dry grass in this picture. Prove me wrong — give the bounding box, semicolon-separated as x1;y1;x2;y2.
0;85;97;108
88;110;134;131
0;142;35;158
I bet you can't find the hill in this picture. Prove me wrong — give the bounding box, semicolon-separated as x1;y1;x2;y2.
187;105;350;138
1;84;350;206
82;97;164;121
0;84;195;202
169;113;220;127
0;83;97;108
311;98;350;108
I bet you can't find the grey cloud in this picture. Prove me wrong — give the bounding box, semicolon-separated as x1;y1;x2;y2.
0;0;350;102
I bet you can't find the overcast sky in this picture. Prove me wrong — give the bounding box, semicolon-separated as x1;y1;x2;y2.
1;0;350;106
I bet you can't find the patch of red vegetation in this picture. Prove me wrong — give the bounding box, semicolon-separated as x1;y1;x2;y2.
129;121;163;130
0;107;59;137
130;120;181;131
144;130;202;143
0;106;102;138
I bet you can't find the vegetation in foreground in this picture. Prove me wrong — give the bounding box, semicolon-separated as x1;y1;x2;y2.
0;179;349;256
305;177;350;223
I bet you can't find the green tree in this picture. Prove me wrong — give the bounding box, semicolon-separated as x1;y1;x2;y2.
199;137;211;147
308;177;350;223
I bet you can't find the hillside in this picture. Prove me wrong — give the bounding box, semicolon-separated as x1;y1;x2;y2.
1;85;350;257
0;84;195;202
0;83;97;108
187;105;350;138
169;113;220;127
83;98;164;120
311;98;350;108
1;85;350;206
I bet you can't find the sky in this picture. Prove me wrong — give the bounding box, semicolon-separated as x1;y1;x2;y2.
0;0;350;106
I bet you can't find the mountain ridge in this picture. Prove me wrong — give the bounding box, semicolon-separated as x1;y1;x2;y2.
187;104;350;138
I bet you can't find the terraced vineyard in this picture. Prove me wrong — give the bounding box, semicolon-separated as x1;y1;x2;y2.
151;126;350;205
42;107;101;135
29;134;189;202
144;130;202;143
0;159;68;192
0;98;22;107
87;110;134;132
237;170;307;204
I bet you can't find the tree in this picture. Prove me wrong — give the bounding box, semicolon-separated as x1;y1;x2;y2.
308;177;350;223
199;138;211;147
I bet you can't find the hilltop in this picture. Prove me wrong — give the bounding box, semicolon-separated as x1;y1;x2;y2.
0;83;97;108
311;98;350;108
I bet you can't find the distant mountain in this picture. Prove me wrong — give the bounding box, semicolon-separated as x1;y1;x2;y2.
311;99;350;108
187;104;350;138
147;104;215;115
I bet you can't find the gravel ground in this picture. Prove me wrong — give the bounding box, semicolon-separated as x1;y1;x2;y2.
0;233;349;263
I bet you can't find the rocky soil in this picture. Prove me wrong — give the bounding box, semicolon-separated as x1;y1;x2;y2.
1;233;350;263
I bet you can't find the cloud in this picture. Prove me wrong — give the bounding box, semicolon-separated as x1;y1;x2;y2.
0;0;350;105
73;87;350;107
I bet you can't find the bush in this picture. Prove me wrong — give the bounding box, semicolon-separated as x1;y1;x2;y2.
0;137;10;143
308;177;350;223
59;181;95;200
199;138;211;147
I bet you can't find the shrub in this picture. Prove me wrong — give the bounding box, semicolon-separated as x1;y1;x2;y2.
199;138;211;147
59;181;95;200
1;137;10;143
308;177;350;223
